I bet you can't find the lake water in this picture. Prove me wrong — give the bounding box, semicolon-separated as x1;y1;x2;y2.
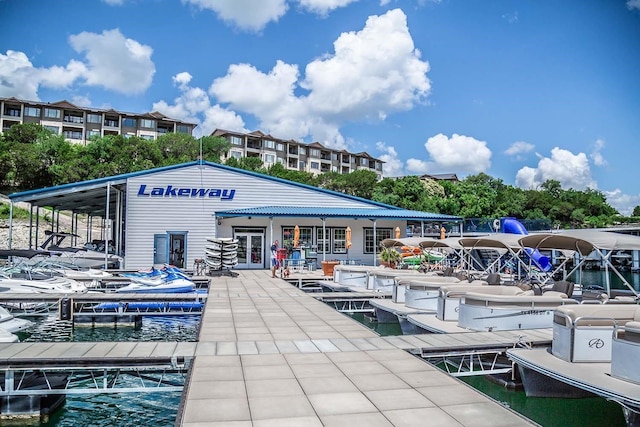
11;315;200;427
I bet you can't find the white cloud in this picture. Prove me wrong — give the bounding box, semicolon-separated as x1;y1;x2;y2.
69;29;155;94
505;140;534;158
298;0;359;16
183;0;361;31
590;138;607;167
403;133;491;176
604;189;640;216
0;50;85;100
515;147;596;190
376;141;404;177
0;29;155;100
102;0;124;5
182;0;288;32
153;72;246;137
206;9;430;147
501;12;519;23
627;0;640;11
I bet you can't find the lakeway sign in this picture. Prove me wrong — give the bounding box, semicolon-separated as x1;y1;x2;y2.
136;185;236;200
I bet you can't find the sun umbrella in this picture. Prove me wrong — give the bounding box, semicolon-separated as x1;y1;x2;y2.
440;226;446;240
395;226;401;239
293;225;300;248
345;226;352;250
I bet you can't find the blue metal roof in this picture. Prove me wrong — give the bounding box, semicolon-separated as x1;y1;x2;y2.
215;206;461;221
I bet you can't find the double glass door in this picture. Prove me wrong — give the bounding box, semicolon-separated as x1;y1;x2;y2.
235;231;264;269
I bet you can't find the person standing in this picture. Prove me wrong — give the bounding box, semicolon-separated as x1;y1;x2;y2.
271;240;279;278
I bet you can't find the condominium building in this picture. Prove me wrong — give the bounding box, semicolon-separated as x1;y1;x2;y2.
212;129;385;179
0;97;196;144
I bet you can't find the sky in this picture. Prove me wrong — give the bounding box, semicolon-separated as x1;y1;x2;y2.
1;0;639;214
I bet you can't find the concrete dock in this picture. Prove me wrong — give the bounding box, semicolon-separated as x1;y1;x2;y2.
177;271;536;426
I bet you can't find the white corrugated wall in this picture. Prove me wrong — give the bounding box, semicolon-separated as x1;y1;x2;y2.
124;164;387;269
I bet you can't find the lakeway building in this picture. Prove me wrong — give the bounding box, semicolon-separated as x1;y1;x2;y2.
7;161;460;271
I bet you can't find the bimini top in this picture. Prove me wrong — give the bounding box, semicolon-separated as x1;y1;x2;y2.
519;230;640;256
215;206;461;221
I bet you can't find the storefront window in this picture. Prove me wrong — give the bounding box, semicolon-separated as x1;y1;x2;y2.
333;228;346;253
316;228;330;254
363;228;392;253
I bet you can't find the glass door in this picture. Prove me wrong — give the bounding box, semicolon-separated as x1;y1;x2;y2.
235;232;264;269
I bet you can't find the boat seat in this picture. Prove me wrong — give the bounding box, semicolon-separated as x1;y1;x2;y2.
623;321;640;343
486;273;501;286
547;280;574;298
554;304;640;328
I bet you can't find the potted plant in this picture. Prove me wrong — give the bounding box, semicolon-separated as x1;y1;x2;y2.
378;247;402;268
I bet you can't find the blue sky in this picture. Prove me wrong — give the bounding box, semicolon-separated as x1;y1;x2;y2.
1;0;639;214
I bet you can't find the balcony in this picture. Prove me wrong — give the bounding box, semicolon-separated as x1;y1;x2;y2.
63;115;84;124
104;119;119;128
3;108;21;118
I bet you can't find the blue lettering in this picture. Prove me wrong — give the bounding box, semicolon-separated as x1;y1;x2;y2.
165;185;177;197
137;184;149;196
136;185;236;201
191;188;208;197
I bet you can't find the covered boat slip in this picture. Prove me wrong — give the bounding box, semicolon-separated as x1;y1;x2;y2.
519;230;640;297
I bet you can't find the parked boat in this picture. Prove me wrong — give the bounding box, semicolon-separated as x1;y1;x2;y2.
507;303;640;426
115;273;196;294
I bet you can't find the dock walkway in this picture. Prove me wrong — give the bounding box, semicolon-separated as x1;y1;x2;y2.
177;270;536;426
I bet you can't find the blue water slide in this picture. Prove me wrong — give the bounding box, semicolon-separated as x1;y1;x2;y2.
501;217;551;271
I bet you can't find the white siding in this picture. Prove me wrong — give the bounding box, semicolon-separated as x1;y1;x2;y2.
124;164;385;269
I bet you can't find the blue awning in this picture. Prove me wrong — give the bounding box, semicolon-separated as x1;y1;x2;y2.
215;206;461;221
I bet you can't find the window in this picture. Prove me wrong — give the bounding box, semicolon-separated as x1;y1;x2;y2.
299;147;306;155
43;125;59;134
299;161;305;170
122;117;137;127
264;154;275;163
24;107;40;117
276;143;284;151
140;134;155;140
332;228;346;254
282;226;312;249
86;130;101;138
231;150;243;159
360;158;368;166
263;139;275;149
104;118;119;127
4;107;20;117
363;228;392;253
140;119;156;129
87;113;102;124
310;162;319;170
316;228;330;254
310;148;320;157
277;157;285;164
176;124;190;134
332;153;339;161
44;108;61;119
229;135;243;145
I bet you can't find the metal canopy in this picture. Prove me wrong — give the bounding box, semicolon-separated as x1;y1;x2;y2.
215;206;461;221
9;179;126;218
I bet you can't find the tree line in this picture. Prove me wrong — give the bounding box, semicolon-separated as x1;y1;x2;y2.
1;123;638;228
